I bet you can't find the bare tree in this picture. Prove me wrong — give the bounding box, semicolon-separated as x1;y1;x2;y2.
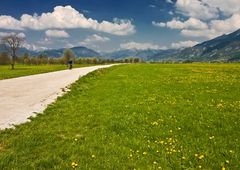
1;33;24;69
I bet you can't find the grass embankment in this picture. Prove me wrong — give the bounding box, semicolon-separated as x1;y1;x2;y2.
0;64;95;80
0;64;240;169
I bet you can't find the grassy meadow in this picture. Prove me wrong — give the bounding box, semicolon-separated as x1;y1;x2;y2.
0;63;239;169
0;64;95;80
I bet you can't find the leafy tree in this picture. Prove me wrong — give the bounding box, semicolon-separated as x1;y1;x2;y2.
22;53;30;65
63;49;75;64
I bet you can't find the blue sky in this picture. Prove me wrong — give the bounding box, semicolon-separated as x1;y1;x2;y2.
0;0;240;52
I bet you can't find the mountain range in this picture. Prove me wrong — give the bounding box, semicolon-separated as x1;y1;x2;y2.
1;29;240;62
170;29;240;62
0;45;101;58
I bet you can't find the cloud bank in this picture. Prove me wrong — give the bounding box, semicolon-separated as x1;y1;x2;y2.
0;5;135;36
120;41;167;50
153;0;240;39
45;30;69;38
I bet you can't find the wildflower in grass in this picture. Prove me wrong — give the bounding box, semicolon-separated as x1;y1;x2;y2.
160;141;164;144
222;166;226;170
169;130;173;133
198;165;202;168
143;152;147;155
91;155;96;158
71;162;78;168
217;103;224;109
153;161;157;165
229;150;234;153
151;121;158;126
195;153;204;160
74;138;78;141
182;156;186;160
209;136;215;140
198;155;204;160
225;160;229;164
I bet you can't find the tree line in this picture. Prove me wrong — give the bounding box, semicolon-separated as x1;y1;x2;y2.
0;34;141;68
0;51;142;65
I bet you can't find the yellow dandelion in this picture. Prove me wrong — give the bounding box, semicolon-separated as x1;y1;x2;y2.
222;166;226;170
152;122;159;125
198;155;204;160
71;162;78;168
209;136;215;140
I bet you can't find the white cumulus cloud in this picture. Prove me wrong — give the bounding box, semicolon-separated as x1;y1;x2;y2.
171;40;199;49
0;16;23;30
176;0;219;20
153;0;240;40
153;17;208;30
45;30;69;38
0;32;26;38
80;34;110;45
120;41;167;50
22;42;49;51
202;0;240;16
0;5;135;36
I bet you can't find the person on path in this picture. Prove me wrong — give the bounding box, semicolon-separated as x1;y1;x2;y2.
68;60;73;70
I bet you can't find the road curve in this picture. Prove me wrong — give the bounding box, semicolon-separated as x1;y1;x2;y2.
0;64;116;129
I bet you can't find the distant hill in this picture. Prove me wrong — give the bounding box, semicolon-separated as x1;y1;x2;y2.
172;29;240;61
42;46;101;58
104;49;179;61
0;45;101;58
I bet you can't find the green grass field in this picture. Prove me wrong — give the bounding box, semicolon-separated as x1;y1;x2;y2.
0;64;95;80
0;64;239;169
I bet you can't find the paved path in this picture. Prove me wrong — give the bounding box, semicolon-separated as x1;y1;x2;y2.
0;65;115;129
